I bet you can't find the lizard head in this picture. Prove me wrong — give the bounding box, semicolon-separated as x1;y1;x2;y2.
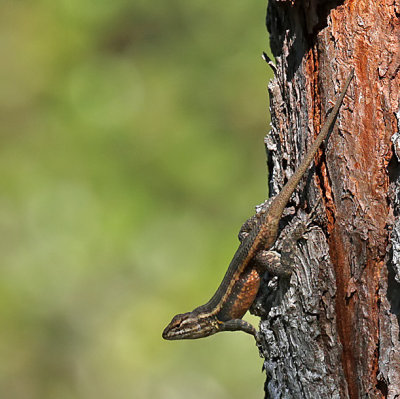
162;312;219;340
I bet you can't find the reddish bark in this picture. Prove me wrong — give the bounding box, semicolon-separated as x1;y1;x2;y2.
256;0;400;397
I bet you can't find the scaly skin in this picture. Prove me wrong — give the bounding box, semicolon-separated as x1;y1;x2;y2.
163;70;354;340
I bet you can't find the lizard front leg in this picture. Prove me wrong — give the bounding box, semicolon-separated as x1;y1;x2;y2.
220;319;258;337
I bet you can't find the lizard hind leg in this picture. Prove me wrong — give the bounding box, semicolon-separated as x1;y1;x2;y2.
238;199;273;243
254;202;323;278
254;250;291;277
238;214;261;242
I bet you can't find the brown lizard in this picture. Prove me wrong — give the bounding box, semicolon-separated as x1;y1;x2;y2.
162;70;354;340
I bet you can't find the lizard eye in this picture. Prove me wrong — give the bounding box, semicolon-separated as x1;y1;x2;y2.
171;313;190;328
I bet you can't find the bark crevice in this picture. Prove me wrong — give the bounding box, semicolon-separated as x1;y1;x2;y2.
258;0;400;397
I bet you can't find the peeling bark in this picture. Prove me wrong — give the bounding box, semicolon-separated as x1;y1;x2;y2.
253;0;400;397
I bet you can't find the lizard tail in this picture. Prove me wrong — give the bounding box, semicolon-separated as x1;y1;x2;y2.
266;69;354;234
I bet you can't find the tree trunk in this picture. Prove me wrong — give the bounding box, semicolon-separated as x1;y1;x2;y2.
252;0;400;398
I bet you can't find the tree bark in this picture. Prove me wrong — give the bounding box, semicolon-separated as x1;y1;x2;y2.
253;0;400;398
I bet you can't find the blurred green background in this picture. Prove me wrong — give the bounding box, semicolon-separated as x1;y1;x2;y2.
0;1;274;398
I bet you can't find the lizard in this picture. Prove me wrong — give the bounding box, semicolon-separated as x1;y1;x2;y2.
162;69;354;341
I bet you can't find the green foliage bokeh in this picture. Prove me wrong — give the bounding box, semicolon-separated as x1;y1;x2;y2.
0;1;273;398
